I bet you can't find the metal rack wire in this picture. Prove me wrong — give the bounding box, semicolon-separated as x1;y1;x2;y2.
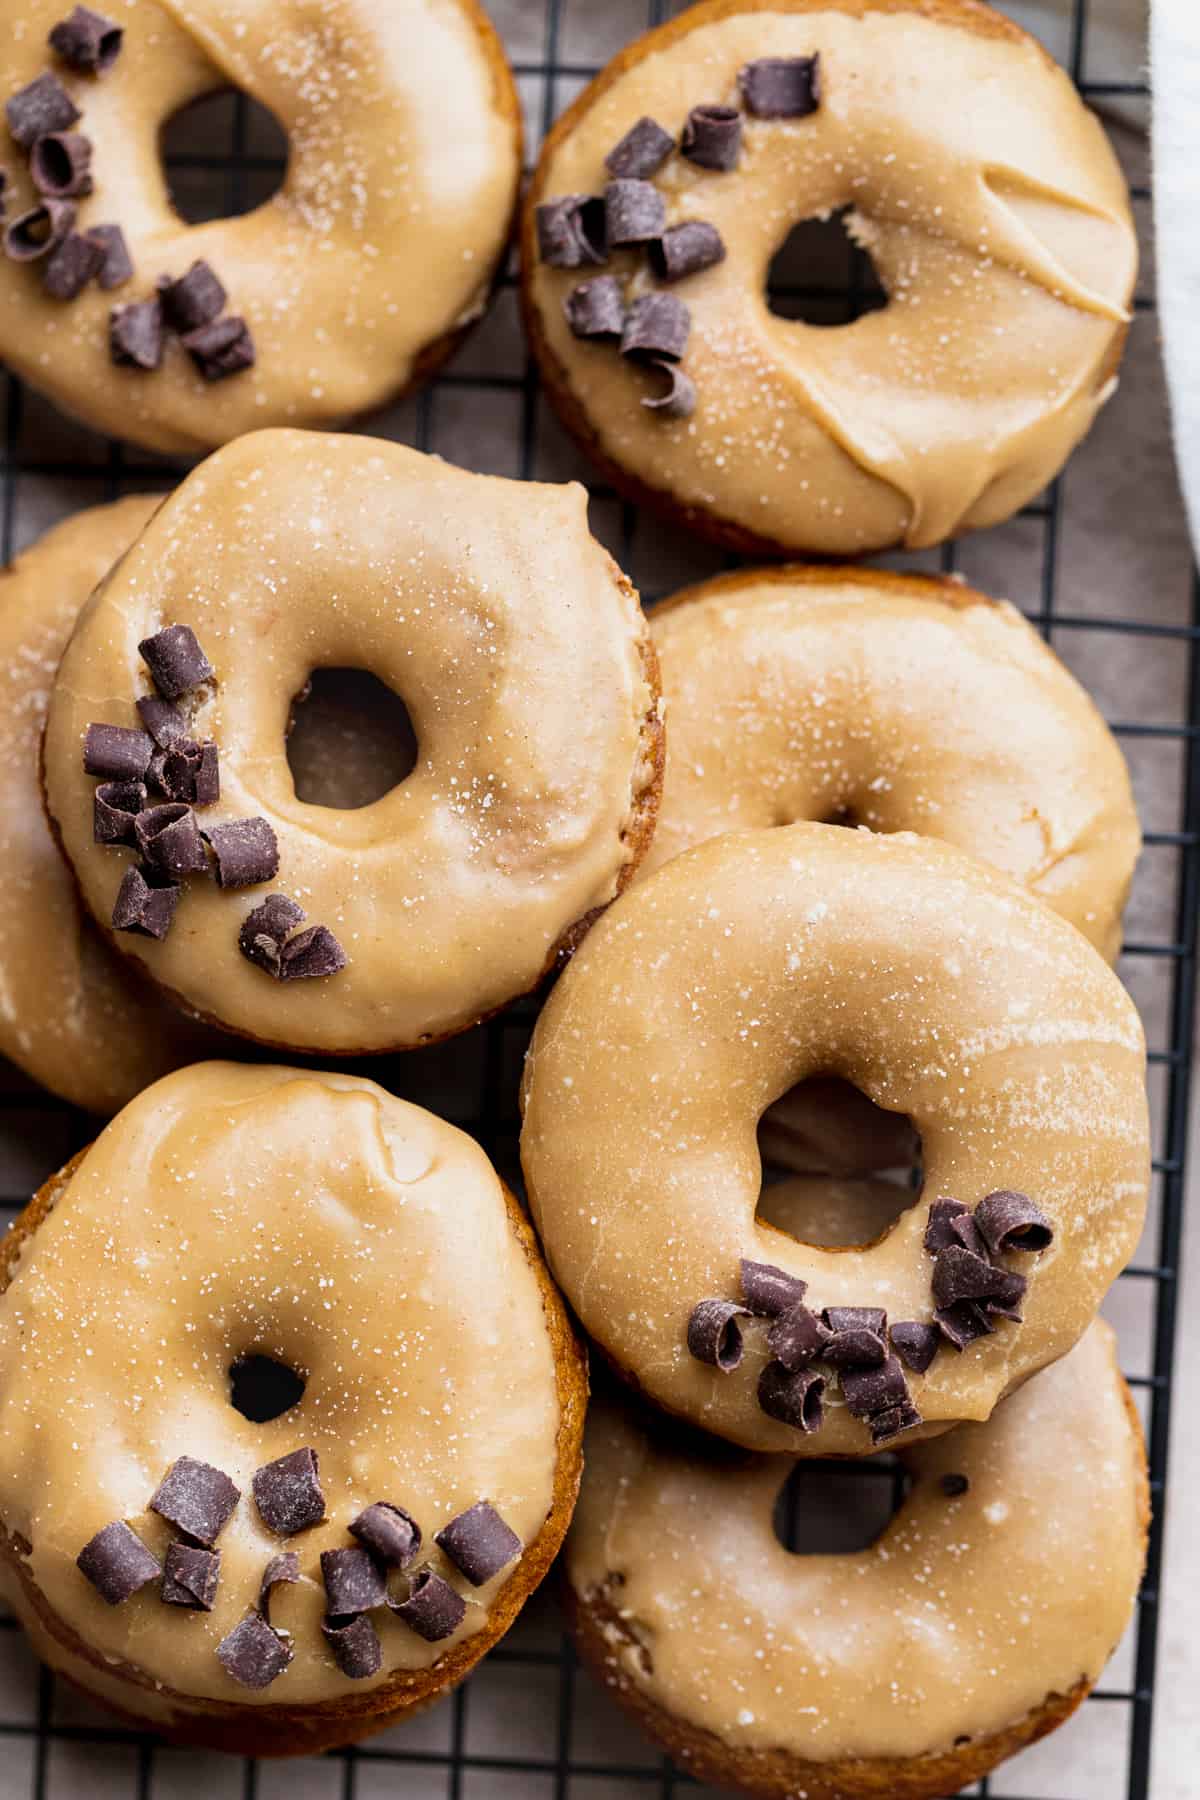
0;1;1189;1796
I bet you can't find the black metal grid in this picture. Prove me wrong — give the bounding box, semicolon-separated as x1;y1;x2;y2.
0;0;1190;1796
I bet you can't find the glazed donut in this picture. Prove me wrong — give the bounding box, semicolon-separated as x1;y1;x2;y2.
647;567;1139;961
521;0;1136;556
0;495;225;1112
520;823;1149;1454
0;0;520;455
566;1321;1147;1800
0;1061;586;1755
42;429;663;1056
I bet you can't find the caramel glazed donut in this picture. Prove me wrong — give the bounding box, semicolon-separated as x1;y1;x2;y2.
0;1063;587;1755
520;824;1150;1455
566;1322;1147;1800
521;0;1137;556
41;429;664;1057
0;0;521;455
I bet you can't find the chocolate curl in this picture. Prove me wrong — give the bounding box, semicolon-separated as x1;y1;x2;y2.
686;1298;750;1371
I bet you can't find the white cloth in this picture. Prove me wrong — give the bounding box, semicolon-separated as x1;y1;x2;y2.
1152;0;1200;554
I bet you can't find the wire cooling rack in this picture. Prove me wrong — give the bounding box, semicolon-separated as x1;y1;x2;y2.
0;1;1191;1797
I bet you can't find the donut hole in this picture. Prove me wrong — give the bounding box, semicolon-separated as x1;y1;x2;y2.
229;1353;305;1423
773;1456;909;1554
287;668;419;809
161;91;287;224
757;1079;922;1247
765;208;888;326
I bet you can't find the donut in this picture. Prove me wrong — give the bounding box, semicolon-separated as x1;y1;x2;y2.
0;495;225;1112
41;429;664;1056
0;1061;586;1755
520;823;1149;1454
0;0;521;455
646;567;1139;961
565;1320;1147;1800
520;0;1136;556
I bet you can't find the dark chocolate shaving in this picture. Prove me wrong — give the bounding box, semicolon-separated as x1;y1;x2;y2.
435;1500;521;1586
158;259;226;332
204;816;278;888
217;1611;292;1689
649;221;725;282
238;891;306;976
564;274;625;340
85;222;132;289
136;694;188;746
252;1447;325;1536
620;292;690;362
111;863;179;939
29;131;92;197
323;1613;382;1679
110;297;164;370
158;738;219;806
757;1360;825;1433
605;115;674;180
6;73;79;149
839;1353;910;1422
931;1245;1012;1309
4;198;75;262
321;1546;388;1617
149;1455;240;1547
139;624;213;698
941;1472;970;1497
94;778;146;846
258;1551;299;1622
640;357;696;420
889;1320;940;1375
934;1299;993;1351
974;1190;1053;1256
766;1301;831;1371
181;314;255;380
161;1542;220;1610
350;1502;421;1570
83;721;152;780
948;1210;990;1260
49;7;123;73
686;1297;749;1372
42;227;103;299
822;1306;887;1336
279;924;348;981
924;1198;971;1255
870;1401;922;1445
389;1567;466;1642
738;54;821;118
76;1520;160;1605
680;104;741;172
739;1259;807;1317
822;1326;887;1370
535;193;606;268
604;177;665;247
134;802;207;877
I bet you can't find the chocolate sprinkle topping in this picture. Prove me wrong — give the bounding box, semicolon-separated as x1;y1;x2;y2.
435;1500;521;1586
252;1447;325;1537
564;274;625;340
350;1502;422;1570
323;1613;382;1679
94;778;146;846
6;73;80;149
204;816;279;888
870;1400;923;1445
948;1209;990;1261
390;1567;466;1642
279;923;348;982
934;1299;993;1351
640;357;696;420
258;1551;299;1622
975;1190;1054;1256
605;115;674;180
649;221;725;283
604;177;666;247
4;198;75;262
822;1326;887;1370
30;131;92;198
766;1301;831;1371
149;1456;241;1547
238;891;306;975
321;1546;388;1617
941;1472;970;1497
535;193;606;268
161;1542;220;1611
217;1611;293;1689
111;863;179;939
823;1306;887;1336
181;314;256;381
110;297;164;370
84;721;152;781
77;1521;160;1605
85;222;132;289
49;7;123;73
43;227;103;299
134;802;208;877
620;292;690;362
139;624;214;698
757;1360;825;1433
158;259;226;332
924;1198;971;1255
686;1297;750;1371
680;104;741;172
159;738;219;806
738;54;822;119
840;1353;911;1421
931;1245;1012;1309
739;1259;807;1317
889;1320;940;1374
136;695;188;746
